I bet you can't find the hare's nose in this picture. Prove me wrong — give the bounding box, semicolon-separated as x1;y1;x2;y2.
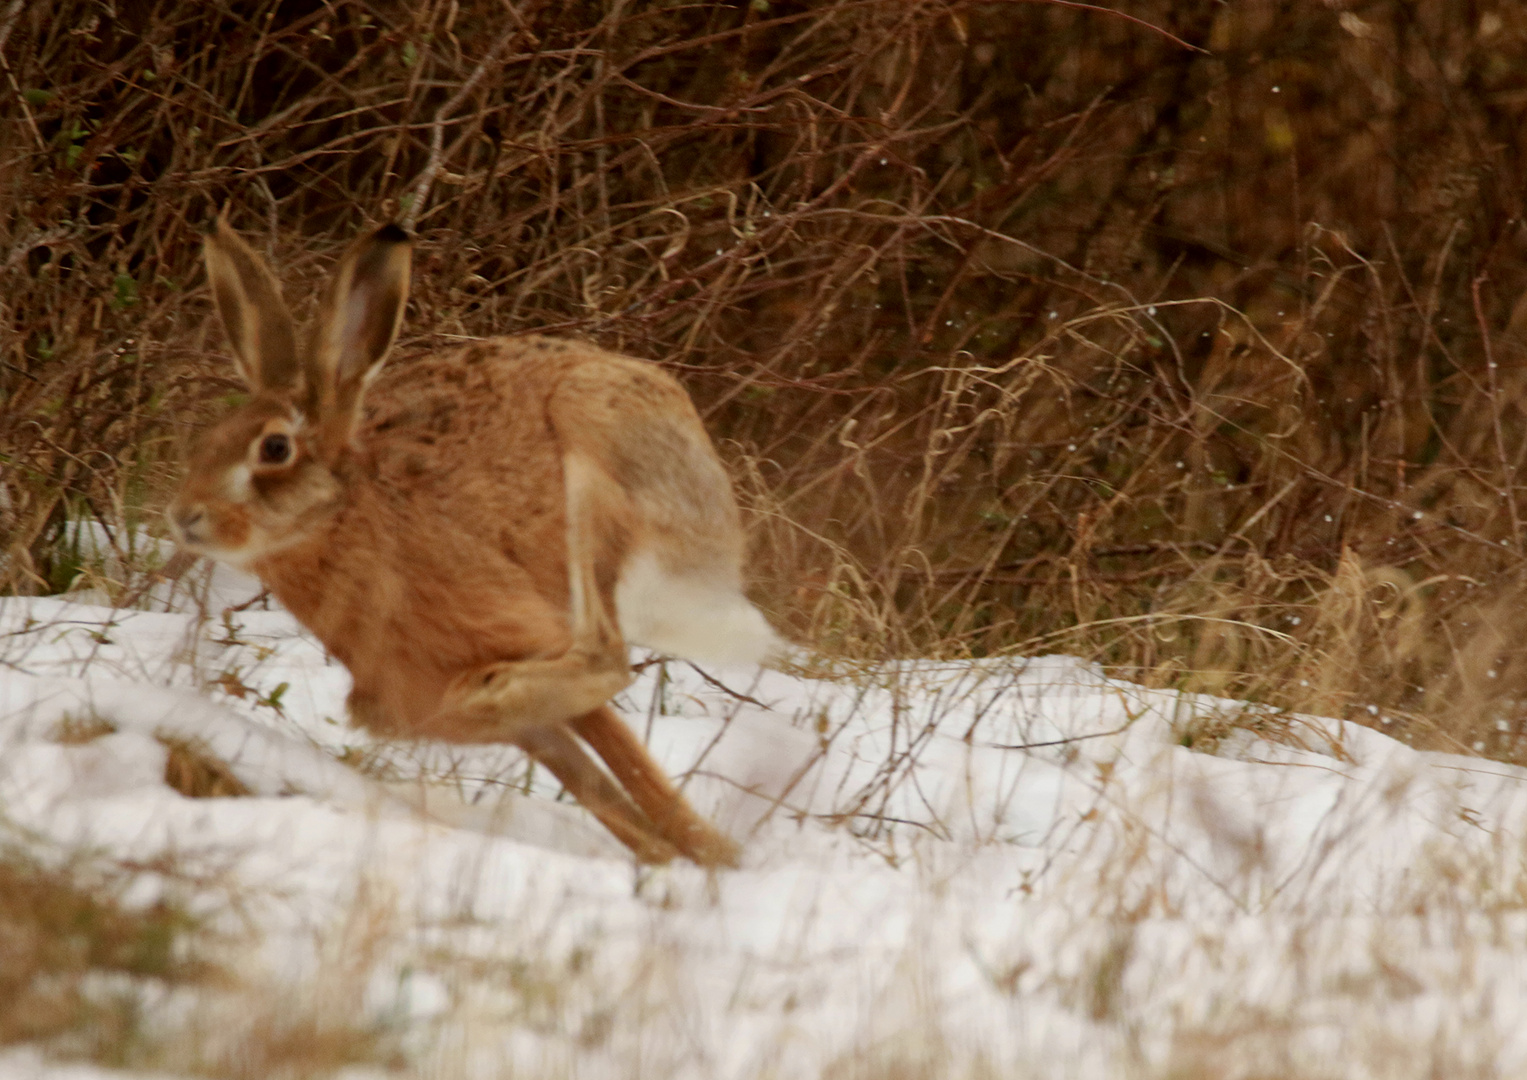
170;504;208;545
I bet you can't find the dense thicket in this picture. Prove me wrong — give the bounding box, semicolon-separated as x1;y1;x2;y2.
5;1;1527;757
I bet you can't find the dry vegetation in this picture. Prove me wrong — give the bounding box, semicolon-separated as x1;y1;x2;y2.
4;0;1527;762
0;838;408;1077
0;840;204;1057
0;717;402;1077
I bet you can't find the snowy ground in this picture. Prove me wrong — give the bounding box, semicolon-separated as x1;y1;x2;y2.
4;554;1527;1078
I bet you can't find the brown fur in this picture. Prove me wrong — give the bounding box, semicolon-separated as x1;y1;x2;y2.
171;222;763;867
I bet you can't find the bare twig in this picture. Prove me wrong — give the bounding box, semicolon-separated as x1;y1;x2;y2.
401;27;521;232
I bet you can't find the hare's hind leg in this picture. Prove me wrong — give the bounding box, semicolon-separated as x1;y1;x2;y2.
432;437;741;865
558;449;742;866
557;453;740;866
550;360;777;667
428;451;723;863
434;451;633;733
572;706;741;868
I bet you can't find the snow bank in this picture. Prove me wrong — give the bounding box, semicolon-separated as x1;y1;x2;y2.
4;572;1527;1078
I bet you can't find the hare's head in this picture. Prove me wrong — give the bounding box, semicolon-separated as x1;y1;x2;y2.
169;220;411;567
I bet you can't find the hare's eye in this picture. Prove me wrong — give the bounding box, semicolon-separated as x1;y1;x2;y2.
258;433;292;465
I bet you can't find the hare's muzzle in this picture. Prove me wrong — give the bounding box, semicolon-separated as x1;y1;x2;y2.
168;502;209;548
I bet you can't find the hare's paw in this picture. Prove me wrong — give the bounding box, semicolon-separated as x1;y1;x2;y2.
440;652;633;735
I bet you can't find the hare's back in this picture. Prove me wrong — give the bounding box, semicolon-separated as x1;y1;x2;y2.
363;334;591;441
359;336;582;522
358;333;741;569
360;335;716;500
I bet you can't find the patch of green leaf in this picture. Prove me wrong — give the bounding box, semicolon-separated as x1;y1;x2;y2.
111;274;138;310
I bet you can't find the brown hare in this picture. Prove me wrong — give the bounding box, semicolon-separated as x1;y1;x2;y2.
169;218;777;867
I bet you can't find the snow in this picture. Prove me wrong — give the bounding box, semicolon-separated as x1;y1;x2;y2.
5;559;1527;1078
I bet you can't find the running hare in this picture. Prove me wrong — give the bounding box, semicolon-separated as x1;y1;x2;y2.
170;218;777;866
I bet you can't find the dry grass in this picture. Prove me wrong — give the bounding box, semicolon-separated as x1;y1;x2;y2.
0;833;406;1077
5;1;1527;766
0;710;398;1075
51;711;254;797
0;841;206;1058
161;734;255;798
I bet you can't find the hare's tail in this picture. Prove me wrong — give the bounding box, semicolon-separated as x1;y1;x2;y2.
615;549;779;666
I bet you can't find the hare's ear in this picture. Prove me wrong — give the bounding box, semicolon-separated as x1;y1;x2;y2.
203;217;299;394
312;224;411;452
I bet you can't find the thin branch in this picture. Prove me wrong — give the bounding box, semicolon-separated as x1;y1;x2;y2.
401;28;522;232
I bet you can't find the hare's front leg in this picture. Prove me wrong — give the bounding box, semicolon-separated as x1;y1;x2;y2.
572;706;741;867
515;723;678;864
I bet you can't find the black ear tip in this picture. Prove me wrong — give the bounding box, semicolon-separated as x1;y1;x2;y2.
374;223;410;245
